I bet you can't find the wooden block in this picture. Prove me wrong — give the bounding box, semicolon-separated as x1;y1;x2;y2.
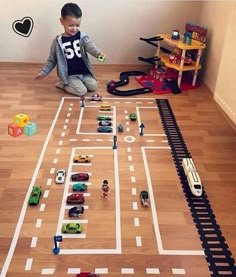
8;123;23;137
14;113;30;127
24;121;37;136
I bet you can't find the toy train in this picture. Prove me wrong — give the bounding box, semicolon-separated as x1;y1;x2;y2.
182;158;202;196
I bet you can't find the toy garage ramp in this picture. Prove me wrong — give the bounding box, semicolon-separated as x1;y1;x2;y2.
107;71;153;96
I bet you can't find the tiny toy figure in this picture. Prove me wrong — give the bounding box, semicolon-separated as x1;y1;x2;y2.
101;180;110;198
81;96;85;107
139;123;145;136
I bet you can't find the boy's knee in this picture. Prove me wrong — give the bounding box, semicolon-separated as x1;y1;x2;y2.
64;85;87;96
84;78;98;92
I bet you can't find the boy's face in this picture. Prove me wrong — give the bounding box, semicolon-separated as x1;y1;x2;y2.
60;16;82;36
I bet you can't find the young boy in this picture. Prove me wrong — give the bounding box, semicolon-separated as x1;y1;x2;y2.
35;3;105;96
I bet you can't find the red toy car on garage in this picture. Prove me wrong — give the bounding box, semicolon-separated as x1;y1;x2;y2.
67;193;85;205
76;273;99;277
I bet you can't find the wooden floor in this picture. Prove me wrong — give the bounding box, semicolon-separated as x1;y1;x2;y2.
0;63;235;277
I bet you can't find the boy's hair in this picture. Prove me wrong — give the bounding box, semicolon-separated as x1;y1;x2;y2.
61;3;82;18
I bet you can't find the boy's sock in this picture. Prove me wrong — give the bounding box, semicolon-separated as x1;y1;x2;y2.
55;82;64;90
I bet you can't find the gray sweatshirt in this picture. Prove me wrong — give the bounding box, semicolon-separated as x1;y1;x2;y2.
40;32;101;85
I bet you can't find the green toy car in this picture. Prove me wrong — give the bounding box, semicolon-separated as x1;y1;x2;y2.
72;183;87;192
118;124;123;132
61;223;83;234
130;113;137;121
97;115;112;121
97;126;113;133
29;186;42;205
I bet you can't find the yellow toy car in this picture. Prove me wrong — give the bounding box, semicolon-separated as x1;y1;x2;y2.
100;103;111;111
73;155;91;163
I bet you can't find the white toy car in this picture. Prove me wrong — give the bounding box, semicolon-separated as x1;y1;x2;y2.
90;94;102;101
187;171;202;196
55;169;66;184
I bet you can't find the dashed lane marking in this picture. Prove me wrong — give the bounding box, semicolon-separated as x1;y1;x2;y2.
67;113;71;117
132;202;138;210
146;268;160;274
67;268;80;274
70;139;77;142
36;219;42;228
59;140;63;145
125;115;129;120
147;101;154;104
127;147;131;152
65;118;69;123
128;155;132;161
68;107;72;111
43;190;50;198
132;188;137;195
25;258;33;271
162;140;168;143
129;165;134;171
125;101;131;104
114;101;120;104
126;122;129;125
95;268;109;274
56;149;61;154
96;139;104;141
134;218;140;227
39;204;46;212
124;110;128;114
131;176;136;183
53;158;58;164
50;168;55;174
70;103;73;106
83;139;90;142
121;268;134;274
63;125;68;129
147;140;155;142
41;268;55;275
172;268;186;274
136;101;142;104
126;127;130;132
30;237;38;248
46;179;52;186
61;132;66;137
136;236;142;246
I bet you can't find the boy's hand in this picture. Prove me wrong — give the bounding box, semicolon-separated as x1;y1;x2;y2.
34;72;45;80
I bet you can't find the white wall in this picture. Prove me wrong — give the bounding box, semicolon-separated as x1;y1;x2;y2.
0;0;202;64
198;1;233;92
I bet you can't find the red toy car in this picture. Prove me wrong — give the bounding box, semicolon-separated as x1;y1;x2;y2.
71;173;89;181
76;273;99;277
67;193;85;205
169;53;192;65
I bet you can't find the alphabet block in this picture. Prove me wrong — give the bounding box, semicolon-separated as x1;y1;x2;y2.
14;113;30;127
8;123;24;137
24;121;37;136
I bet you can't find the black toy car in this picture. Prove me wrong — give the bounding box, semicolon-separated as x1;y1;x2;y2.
99;120;112;127
140;190;150;207
69;206;85;217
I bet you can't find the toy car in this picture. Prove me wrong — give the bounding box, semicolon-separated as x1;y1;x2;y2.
71;173;89;181
69;206;84;217
76;273;100;277
90;94;102;101
130;113;137;121
98;120;112;127
100;103;111;111
169;53;192;65
55;169;66;184
97;115;112;121
118;123;123;132
97;126;113;133
73;155;91;163
140;190;150;207
61;222;83;234
29;186;42;205
67;193;85;204
72;183;87;192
